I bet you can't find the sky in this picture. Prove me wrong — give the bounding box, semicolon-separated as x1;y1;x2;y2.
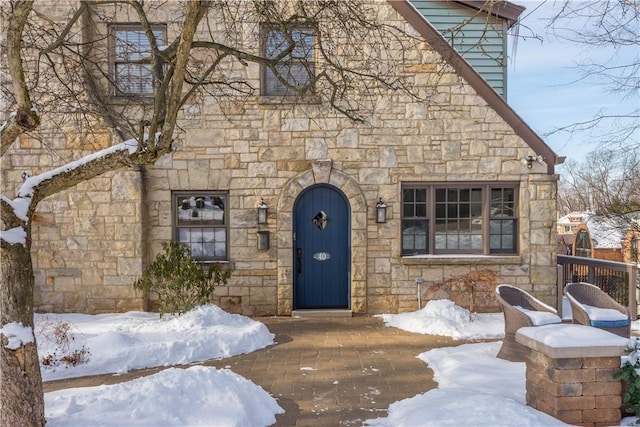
507;0;639;165
3;300;634;426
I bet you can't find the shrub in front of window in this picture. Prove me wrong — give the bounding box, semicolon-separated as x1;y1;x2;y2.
134;241;231;317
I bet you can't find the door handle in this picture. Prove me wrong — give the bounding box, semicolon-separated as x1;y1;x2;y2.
297;248;302;274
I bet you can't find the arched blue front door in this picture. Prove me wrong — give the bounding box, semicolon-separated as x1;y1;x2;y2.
293;185;350;309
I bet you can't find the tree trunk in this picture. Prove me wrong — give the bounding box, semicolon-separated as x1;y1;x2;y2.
1;241;45;427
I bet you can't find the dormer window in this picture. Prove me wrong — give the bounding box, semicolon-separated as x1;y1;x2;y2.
261;26;315;96
112;25;166;96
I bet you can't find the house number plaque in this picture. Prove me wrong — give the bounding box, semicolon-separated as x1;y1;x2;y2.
312;252;331;261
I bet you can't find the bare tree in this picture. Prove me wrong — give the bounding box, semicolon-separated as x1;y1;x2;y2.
558;148;640;220
0;1;421;424
546;0;639;149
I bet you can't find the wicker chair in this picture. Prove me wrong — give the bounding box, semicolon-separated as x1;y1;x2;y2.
495;284;562;362
564;282;630;338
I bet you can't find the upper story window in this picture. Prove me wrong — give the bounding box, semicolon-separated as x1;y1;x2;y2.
401;183;518;256
112;25;166;96
173;192;228;262
262;26;315;96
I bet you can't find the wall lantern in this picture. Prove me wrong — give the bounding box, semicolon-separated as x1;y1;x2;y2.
257;199;268;224
632;235;639;263
521;154;544;169
376;197;387;223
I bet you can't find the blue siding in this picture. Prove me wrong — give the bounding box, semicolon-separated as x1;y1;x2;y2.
410;0;509;97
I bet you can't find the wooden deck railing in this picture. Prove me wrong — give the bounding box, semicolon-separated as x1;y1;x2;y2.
556;254;639;319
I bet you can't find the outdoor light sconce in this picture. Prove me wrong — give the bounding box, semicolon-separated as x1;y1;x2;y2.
376;197;387;224
521;154;544;169
257;199;268;224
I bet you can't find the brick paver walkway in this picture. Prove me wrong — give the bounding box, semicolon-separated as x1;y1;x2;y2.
44;316;460;426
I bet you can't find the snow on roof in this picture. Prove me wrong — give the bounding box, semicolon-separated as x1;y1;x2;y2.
586;215;628;249
557;211;592;225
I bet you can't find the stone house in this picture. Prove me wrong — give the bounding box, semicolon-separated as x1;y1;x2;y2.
4;0;565;316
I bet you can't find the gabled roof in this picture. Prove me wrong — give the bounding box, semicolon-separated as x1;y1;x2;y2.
389;0;565;174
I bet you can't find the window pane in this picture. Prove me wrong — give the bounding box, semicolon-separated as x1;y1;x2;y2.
403;188;427;219
446;233;458;249
174;193;227;261
402;220;428;254
403;188;415;203
489;219;516;253
177;228;190;244
447;204;458;218
113;27;164;95
491;188;515;218
264;27;314;95
116;63;153;94
266;29;313;59
433;187;483;252
403;204;415;218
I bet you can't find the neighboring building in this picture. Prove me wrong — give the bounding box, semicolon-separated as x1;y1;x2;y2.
3;0;565;316
558;212;640;262
557;212;589;235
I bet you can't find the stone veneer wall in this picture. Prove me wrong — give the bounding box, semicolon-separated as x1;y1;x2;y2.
3;1;560;315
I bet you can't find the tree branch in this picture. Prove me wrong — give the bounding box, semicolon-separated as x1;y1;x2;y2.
1;0;39;156
19;142;137;209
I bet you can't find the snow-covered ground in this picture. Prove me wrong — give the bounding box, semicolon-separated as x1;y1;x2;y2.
29;301;639;426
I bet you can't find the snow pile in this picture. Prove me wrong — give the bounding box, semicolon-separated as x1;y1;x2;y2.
36;304;274;381
380;299;504;340
45;366;284;427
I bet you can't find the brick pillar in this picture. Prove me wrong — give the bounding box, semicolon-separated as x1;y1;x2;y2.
517;324;629;427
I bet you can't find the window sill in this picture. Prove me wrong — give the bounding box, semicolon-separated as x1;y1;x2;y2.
109;95;155;105
258;94;321;105
400;254;521;266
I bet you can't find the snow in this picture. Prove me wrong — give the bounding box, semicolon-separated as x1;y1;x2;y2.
36;304;274;381
0;226;27;245
45;366;284;427
379;299;504;340
1;321;34;350
513;305;562;326
18;139;139;199
34;301;639;426
583;304;630;321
